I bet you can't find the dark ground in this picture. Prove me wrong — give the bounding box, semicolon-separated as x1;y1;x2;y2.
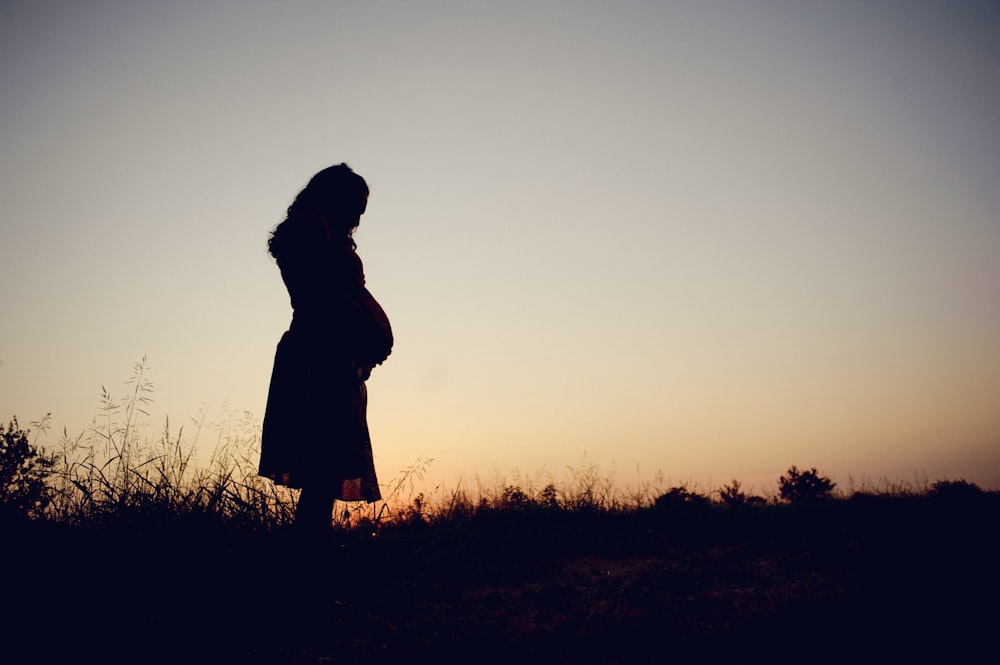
5;494;999;664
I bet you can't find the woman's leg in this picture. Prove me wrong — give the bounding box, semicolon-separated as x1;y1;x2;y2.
295;485;336;529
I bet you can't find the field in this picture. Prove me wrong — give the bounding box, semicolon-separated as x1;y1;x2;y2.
5;490;998;664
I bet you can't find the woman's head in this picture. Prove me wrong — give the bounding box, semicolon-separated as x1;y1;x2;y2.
270;163;369;258
288;163;369;229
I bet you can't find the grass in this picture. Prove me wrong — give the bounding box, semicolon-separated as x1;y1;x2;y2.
3;361;999;663
6;471;997;664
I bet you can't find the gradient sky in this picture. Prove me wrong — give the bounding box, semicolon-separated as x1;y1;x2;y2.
2;0;999;496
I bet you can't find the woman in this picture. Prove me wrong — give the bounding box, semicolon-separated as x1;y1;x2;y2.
259;164;393;527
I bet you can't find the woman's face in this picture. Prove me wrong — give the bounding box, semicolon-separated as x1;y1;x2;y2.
353;195;368;228
323;194;366;230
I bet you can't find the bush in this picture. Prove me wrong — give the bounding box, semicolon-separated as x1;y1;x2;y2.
778;466;836;503
499;485;533;511
718;479;765;508
928;479;984;500
654;485;710;510
0;416;54;518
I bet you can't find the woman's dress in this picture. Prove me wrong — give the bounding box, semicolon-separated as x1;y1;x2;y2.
259;220;392;502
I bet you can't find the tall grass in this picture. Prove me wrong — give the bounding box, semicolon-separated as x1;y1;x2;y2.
40;357;296;529
21;358;448;531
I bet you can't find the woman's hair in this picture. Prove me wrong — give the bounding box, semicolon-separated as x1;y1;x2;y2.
268;163;369;258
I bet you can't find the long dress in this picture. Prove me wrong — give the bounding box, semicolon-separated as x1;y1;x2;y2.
259;219;392;502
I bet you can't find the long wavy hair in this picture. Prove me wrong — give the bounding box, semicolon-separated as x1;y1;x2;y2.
268;163;369;259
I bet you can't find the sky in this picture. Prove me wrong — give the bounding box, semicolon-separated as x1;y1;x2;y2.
2;0;999;497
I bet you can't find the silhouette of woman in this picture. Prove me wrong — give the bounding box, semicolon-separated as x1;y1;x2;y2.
259;164;393;528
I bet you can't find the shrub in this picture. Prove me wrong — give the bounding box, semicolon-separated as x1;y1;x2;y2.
654;485;710;510
928;479;984;500
778;465;836;502
538;483;559;510
499;485;532;511
718;479;765;508
0;416;54;518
